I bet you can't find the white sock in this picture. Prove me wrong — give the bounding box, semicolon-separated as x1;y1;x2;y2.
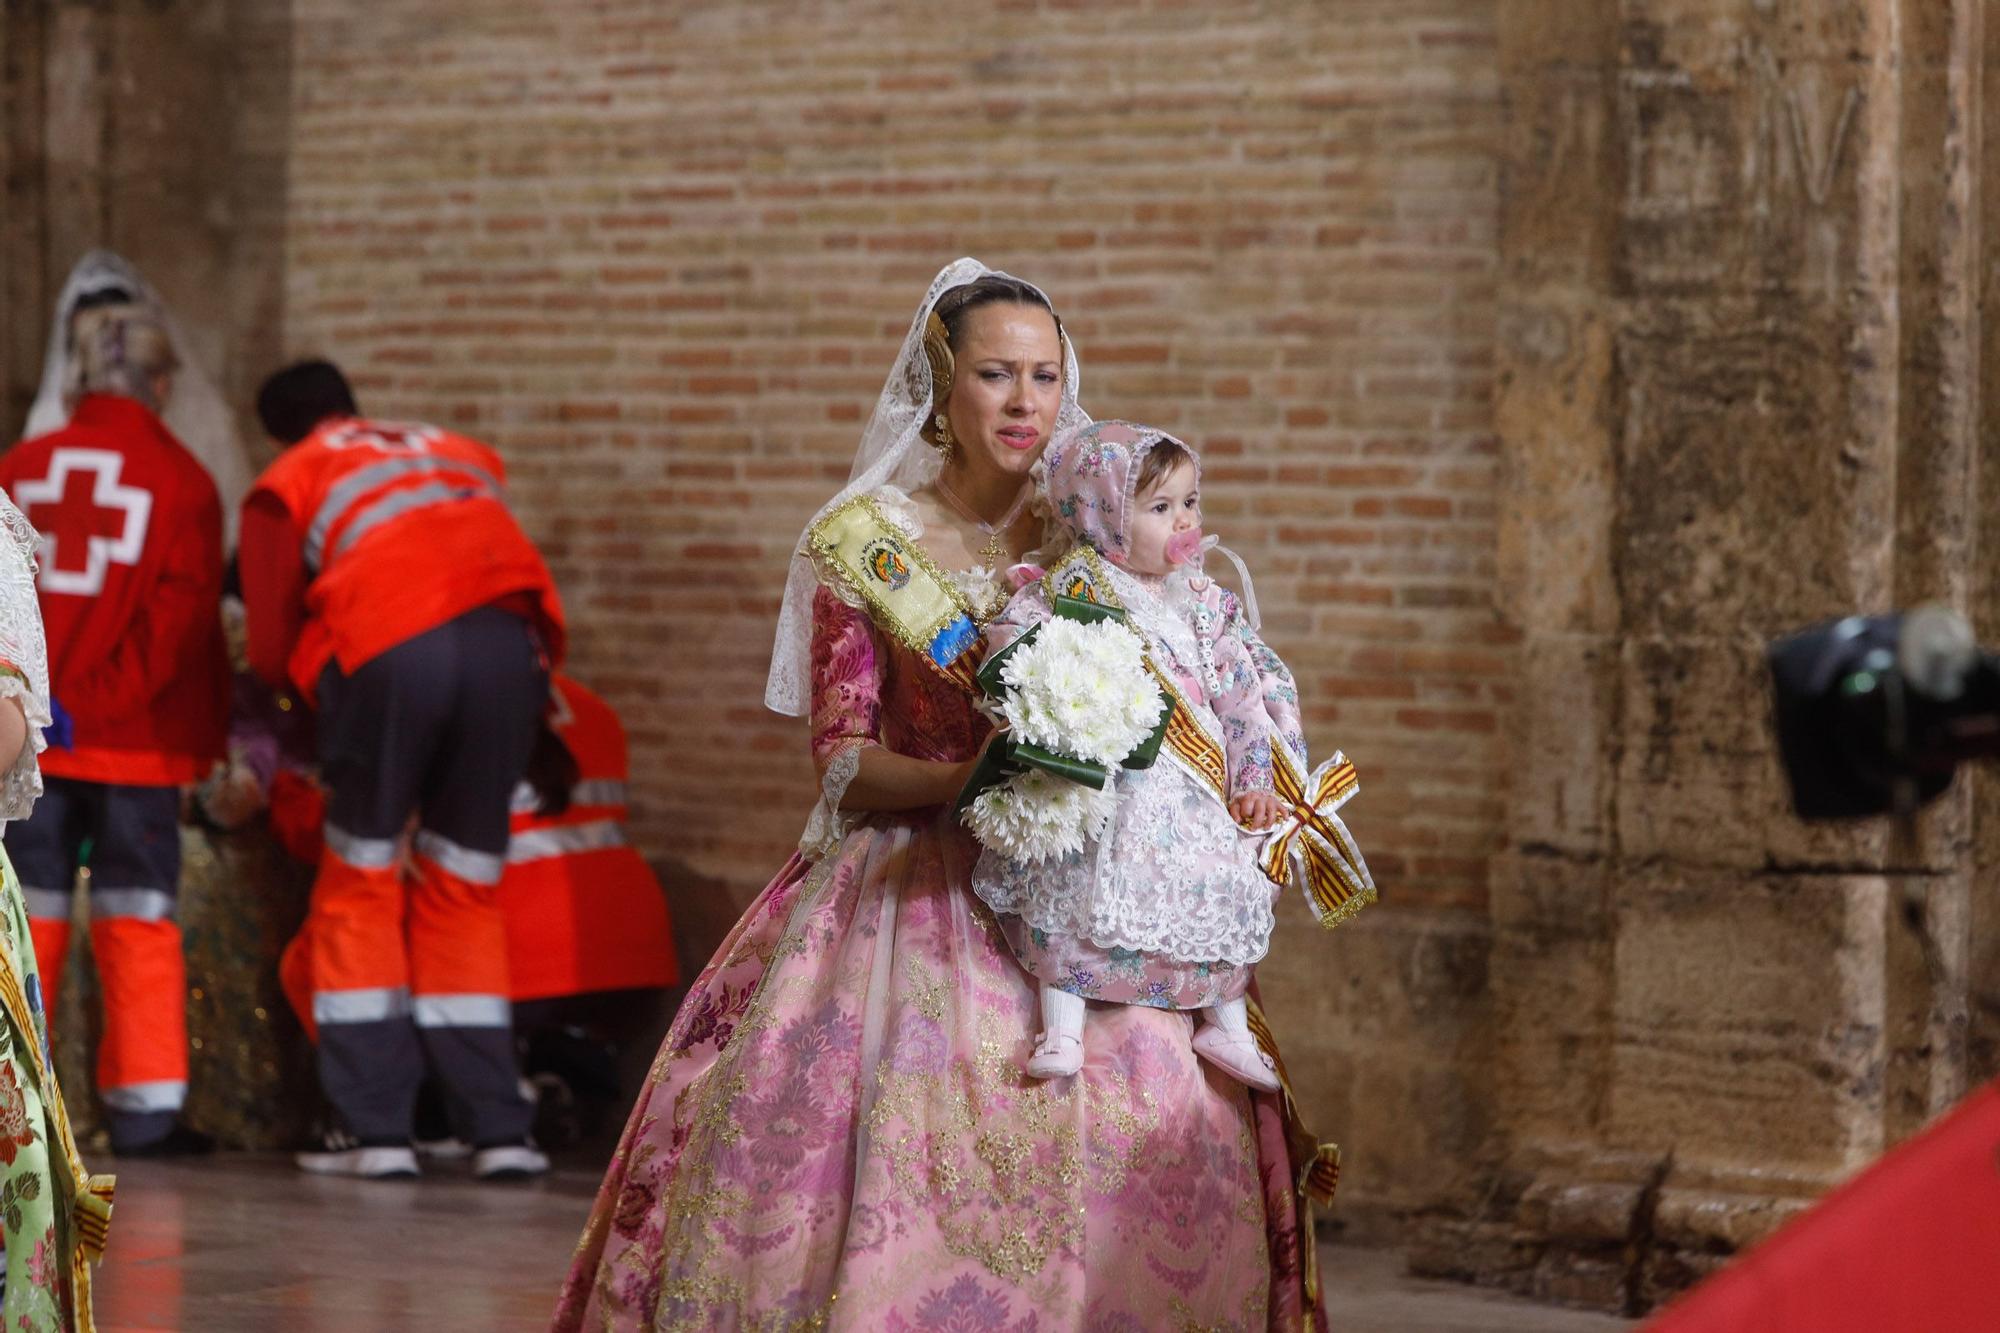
1204;995;1250;1037
1041;985;1084;1040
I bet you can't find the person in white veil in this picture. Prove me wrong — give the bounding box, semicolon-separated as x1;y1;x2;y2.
555;260;1330;1332
27;251;255;542
0;295;232;1159
762;257;1083;717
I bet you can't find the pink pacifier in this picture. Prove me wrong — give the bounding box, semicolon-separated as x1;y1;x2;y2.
1165;528;1206;566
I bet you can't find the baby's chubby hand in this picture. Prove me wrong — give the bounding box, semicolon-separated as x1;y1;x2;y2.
1229;790;1285;832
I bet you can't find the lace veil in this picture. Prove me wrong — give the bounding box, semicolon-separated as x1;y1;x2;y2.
764;258;1090;715
0;493;50;820
26;250;256;543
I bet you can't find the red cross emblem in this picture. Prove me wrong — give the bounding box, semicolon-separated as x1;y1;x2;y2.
12;448;154;595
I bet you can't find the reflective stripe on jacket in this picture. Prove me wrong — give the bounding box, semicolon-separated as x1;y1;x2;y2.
499;676;677;1001
240;416;565;698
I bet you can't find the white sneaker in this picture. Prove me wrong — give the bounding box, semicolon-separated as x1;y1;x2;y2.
296;1130;420;1179
473;1142;550;1180
1025;1030;1084;1079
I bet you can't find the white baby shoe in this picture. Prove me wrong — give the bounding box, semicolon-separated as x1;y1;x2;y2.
1192;1024;1281;1092
1026;1030;1085;1079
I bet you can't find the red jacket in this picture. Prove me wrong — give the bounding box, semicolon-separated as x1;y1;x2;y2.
499;676;677;1001
0;394;229;786
239;416;565;697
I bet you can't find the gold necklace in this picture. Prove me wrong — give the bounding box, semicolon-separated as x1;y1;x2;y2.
934;472;1031;571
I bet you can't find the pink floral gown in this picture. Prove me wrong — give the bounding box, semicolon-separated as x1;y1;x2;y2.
553;585;1323;1331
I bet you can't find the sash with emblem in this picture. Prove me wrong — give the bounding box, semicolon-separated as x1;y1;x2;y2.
807;494;983;693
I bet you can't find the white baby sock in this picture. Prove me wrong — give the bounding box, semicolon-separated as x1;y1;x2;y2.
1042;985;1085;1040
1204;994;1251;1036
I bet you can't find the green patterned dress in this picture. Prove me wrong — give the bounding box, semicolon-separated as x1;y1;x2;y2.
0;849;112;1329
0;491;113;1330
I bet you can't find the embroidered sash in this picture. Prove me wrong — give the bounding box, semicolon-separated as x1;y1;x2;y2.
1151;670;1232;805
1039;543;1121;609
808;495;982;693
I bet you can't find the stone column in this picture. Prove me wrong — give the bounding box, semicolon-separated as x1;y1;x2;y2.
0;0;290;445
1970;0;2000;1097
1454;0;1995;1313
0;1;57;437
0;0;296;1140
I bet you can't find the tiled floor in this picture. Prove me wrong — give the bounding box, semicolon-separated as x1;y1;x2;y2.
86;1156;1633;1331
91;1156;576;1331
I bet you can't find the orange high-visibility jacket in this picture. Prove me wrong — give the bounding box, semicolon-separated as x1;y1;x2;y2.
500;676;678;1001
238;416;565;699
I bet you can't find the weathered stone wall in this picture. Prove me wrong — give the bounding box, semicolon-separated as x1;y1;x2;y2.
1445;0;2000;1313
0;0;291;457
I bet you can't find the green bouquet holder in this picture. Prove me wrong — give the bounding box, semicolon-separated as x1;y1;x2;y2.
954;595;1174;815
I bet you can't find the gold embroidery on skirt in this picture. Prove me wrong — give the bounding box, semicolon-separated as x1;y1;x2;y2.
595;857;844;1330
864;980;1165;1287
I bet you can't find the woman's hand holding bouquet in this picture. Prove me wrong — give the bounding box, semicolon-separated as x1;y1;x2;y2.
956;598;1170;864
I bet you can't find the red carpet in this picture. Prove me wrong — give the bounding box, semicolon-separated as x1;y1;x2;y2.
1647;1079;2000;1330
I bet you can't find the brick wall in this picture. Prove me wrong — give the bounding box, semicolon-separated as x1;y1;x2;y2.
281;0;1505;1222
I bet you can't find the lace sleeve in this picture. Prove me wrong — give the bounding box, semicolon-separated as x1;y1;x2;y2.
798;584;886;859
0;493;50;821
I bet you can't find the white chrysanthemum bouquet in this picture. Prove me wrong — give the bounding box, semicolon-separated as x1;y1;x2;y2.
957;599;1171;864
962;768;1119;865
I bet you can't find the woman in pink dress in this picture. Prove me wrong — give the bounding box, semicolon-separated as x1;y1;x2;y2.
553;260;1330;1331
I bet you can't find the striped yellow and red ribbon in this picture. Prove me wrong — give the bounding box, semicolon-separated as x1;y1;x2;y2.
1262;750;1376;929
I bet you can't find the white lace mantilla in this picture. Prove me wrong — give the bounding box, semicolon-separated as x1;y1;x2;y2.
0;493;52;822
764;258;1089;717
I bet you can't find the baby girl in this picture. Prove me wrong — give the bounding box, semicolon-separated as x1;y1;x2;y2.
971;420;1321;1091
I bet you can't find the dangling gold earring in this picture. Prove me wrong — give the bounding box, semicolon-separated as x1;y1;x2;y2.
923;309;957;459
